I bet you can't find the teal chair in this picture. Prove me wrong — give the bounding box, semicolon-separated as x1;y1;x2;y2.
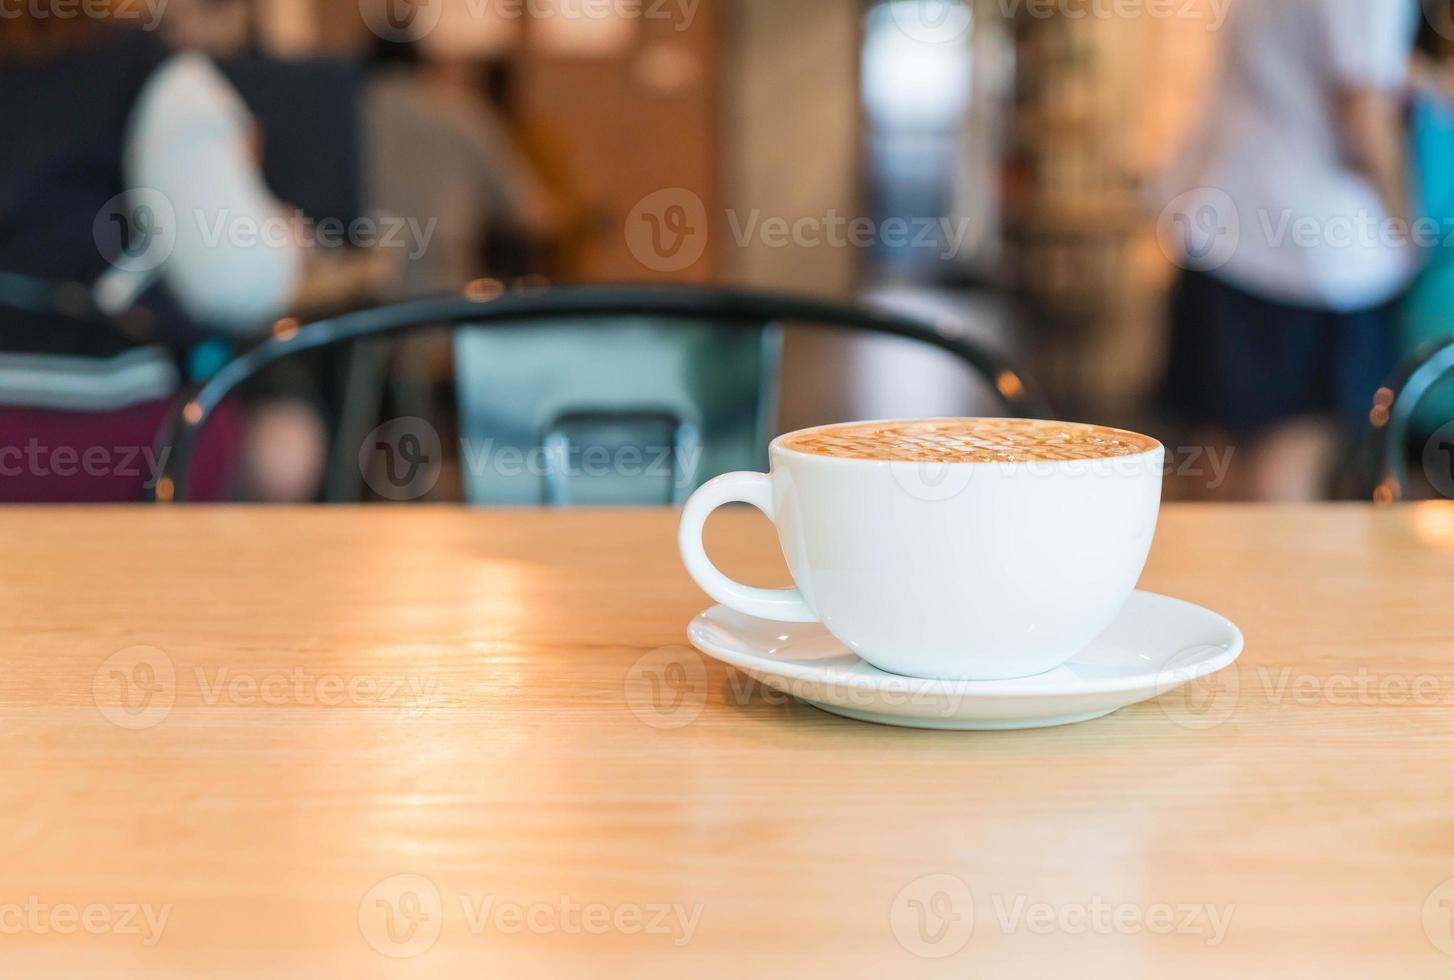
454;319;779;505
153;285;1050;503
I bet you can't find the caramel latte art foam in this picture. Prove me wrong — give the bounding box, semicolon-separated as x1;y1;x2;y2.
779;418;1159;464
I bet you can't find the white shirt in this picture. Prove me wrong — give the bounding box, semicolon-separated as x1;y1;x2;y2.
1167;0;1419;311
96;52;300;333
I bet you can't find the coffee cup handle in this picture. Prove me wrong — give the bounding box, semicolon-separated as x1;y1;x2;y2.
679;472;818;623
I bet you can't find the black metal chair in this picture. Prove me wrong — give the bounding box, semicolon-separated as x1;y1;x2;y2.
1367;334;1454;501
152;284;1052;503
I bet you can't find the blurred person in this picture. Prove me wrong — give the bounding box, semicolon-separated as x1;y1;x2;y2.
1158;0;1421;501
0;6;392;502
363;36;561;298
166;0;367;231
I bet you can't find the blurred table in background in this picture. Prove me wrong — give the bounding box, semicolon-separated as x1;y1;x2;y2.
2;504;1453;977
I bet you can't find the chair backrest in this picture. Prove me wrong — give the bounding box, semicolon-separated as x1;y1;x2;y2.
0;273;194;502
455;318;778;505
153;284;1052;503
1369;334;1454;501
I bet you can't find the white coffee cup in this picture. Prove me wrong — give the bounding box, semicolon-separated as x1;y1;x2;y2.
679;418;1164;681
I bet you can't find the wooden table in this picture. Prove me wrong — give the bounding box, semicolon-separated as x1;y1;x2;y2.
3;504;1454;977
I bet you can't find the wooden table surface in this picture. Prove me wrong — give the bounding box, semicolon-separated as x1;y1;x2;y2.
3;503;1454;977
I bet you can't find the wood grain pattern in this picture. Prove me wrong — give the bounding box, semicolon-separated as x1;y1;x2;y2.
2;504;1453;977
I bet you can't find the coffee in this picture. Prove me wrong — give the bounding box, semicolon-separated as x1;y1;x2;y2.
779;418;1159;464
681;416;1165;680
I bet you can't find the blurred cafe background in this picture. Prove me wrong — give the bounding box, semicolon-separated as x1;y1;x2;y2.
3;0;1454;507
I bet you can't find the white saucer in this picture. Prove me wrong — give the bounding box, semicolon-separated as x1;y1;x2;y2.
687;591;1243;730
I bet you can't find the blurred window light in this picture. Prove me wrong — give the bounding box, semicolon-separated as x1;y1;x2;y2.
861;1;977;277
862;1;973;129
